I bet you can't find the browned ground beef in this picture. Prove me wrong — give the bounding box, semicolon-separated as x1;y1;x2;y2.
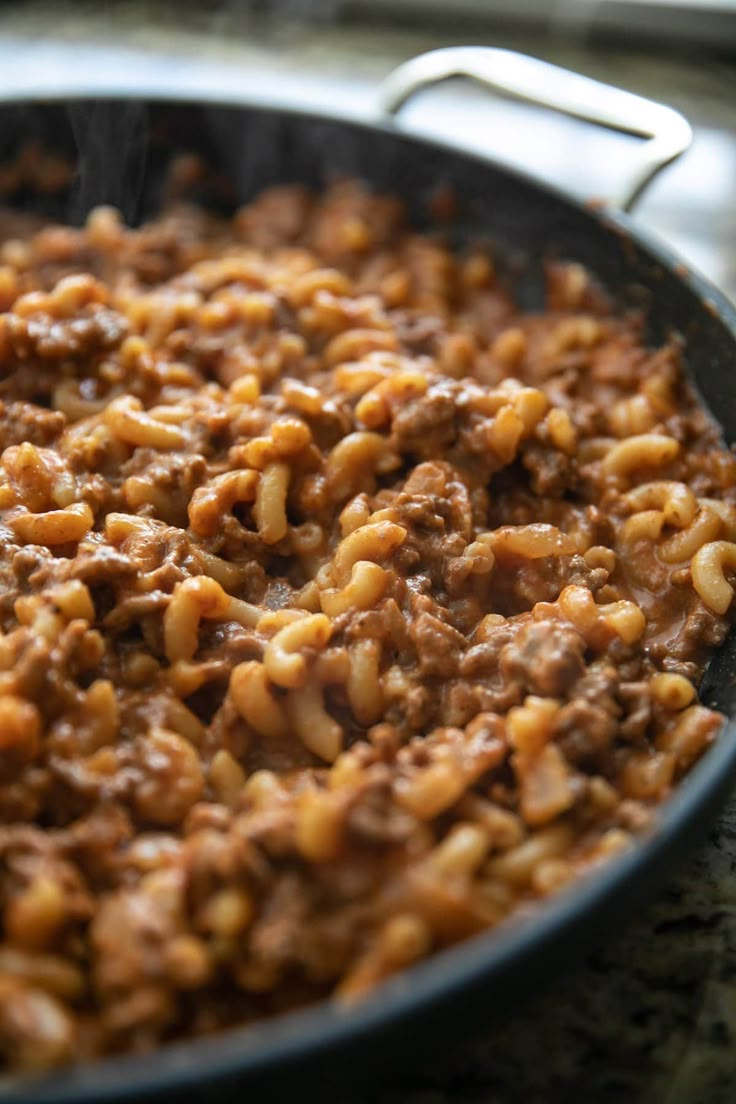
0;179;733;1075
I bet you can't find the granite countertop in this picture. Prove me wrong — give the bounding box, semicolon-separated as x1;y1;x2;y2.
2;5;736;1101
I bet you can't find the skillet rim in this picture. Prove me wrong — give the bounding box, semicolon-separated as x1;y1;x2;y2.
2;91;736;1104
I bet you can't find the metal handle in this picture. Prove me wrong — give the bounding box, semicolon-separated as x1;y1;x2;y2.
377;47;692;212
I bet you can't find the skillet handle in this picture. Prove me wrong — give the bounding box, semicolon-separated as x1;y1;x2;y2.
377;47;692;212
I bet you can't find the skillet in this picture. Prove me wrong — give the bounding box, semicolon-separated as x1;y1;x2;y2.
2;47;736;1104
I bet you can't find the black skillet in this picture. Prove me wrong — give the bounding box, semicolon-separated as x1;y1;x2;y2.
2;47;736;1104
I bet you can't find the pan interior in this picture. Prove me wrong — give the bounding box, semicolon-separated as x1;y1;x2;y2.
1;94;735;1102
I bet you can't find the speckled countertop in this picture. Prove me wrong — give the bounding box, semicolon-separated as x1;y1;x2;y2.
2;5;736;1101
373;812;736;1104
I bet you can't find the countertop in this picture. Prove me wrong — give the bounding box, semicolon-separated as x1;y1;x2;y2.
3;4;736;1101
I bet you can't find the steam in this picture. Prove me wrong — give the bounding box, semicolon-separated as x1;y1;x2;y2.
67;100;148;225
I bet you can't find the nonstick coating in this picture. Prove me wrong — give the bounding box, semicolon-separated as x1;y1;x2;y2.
2;96;736;1104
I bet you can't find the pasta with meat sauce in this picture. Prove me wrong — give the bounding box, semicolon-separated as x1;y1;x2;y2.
0;180;733;1073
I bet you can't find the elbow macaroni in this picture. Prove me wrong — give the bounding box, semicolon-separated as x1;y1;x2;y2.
164;576;260;663
0;179;734;1069
692;541;736;614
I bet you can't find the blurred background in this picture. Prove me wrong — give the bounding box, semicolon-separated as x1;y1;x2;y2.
1;0;734;300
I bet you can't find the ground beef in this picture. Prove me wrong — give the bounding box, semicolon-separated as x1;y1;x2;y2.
0;177;731;1078
500;621;586;697
1;306;128;363
0;400;65;449
392;384;458;456
553;698;620;769
409;611;467;678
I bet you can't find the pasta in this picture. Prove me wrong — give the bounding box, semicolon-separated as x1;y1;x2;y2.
0;177;733;1075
